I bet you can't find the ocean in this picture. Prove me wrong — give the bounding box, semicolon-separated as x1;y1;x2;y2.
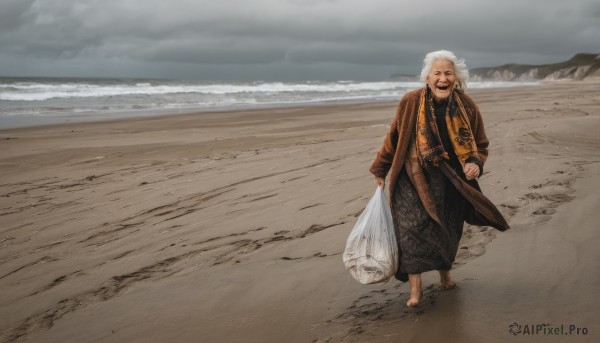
0;77;538;129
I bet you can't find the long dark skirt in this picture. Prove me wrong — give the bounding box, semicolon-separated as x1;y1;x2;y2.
391;165;467;282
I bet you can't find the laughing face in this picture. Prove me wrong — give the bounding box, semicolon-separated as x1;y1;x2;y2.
426;59;456;102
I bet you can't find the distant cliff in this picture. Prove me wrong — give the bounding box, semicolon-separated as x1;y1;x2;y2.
469;53;600;81
390;53;600;82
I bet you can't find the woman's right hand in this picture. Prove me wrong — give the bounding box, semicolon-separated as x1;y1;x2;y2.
375;176;385;189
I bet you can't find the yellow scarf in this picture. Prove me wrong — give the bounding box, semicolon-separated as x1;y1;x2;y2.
415;86;479;166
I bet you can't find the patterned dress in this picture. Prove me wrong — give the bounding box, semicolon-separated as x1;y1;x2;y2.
392;99;468;282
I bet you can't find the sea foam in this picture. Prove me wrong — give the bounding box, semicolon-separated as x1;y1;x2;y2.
0;78;538;128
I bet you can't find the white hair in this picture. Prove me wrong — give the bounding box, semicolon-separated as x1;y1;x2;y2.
419;50;469;89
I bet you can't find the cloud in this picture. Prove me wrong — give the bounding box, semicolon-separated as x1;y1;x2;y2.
0;0;598;79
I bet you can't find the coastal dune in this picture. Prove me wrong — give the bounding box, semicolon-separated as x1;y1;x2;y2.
1;80;599;342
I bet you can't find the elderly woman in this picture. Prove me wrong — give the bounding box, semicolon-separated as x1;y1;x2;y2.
370;50;509;307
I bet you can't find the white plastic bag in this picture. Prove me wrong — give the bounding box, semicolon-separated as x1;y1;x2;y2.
343;187;398;284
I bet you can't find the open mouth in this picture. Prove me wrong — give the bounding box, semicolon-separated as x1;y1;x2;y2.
436;85;449;91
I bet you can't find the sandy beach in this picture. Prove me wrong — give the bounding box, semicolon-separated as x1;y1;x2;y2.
1;80;599;342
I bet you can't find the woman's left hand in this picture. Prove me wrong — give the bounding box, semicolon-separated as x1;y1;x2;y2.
464;163;480;180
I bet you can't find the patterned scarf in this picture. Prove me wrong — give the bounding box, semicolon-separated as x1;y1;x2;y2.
415;86;479;166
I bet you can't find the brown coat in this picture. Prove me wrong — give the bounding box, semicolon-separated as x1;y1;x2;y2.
370;88;509;231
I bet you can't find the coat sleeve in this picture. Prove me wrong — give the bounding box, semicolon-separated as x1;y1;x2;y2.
369;102;401;178
470;102;489;166
460;93;489;167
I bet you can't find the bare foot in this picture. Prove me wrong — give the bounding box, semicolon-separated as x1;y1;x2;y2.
406;290;424;307
406;274;422;307
439;270;456;290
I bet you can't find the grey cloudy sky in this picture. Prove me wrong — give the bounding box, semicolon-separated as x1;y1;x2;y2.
0;0;599;80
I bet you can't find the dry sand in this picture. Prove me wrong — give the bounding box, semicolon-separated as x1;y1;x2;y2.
1;80;599;343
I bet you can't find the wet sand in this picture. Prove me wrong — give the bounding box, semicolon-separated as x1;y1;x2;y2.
1;80;599;342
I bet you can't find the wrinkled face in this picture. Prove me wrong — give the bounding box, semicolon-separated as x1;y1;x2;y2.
426;59;456;102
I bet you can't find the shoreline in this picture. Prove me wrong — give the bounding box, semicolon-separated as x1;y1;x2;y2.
1;80;599;342
0;97;399;131
0;81;542;131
